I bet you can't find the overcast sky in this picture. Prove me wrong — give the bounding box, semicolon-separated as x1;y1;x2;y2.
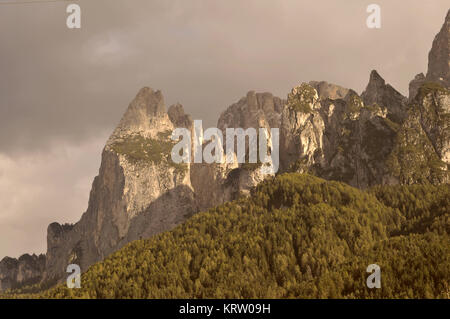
0;0;448;258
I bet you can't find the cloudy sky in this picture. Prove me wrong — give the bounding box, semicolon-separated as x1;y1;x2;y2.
0;0;448;258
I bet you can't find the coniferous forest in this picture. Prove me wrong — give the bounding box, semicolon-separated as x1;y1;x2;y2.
3;173;448;299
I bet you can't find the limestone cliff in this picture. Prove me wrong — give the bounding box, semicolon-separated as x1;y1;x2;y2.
43;88;195;282
0;254;45;291
409;9;450;100
280;78;449;187
280;81;397;188
387;83;450;184
427;9;450;87
361;70;407;123
309;81;349;100
191;91;285;212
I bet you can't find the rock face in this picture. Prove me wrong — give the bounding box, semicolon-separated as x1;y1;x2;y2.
280;83;325;172
43;88;196;282
23;88;287;286
1;8;449;293
409;73;426;102
280;81;398;188
217;91;284;131
0;254;45;291
427;9;450;86
192;91;285;212
415;86;450;164
388;83;450;184
362;70;407;123
309;81;349;100
281;79;449;187
168;103;193;129
409;9;450;100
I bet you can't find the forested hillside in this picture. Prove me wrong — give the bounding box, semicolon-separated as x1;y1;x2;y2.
3;174;449;298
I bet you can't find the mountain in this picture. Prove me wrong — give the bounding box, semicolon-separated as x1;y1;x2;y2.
5;173;449;298
409;9;450;99
361;70;407;123
309;81;349;100
1;9;449;293
0;254;45;292
43;87;199;283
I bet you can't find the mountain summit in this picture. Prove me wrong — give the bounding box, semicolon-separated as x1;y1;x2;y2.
427;9;450;86
361;70;407;122
409;9;450;99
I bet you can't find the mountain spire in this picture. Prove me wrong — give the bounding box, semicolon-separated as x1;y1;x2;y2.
361;70;407;123
427;9;450;85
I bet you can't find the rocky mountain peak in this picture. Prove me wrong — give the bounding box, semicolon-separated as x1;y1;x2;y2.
217;91;284;132
427;9;450;85
308;81;349;100
123;87;165;119
408;73;426;100
168;103;193;129
367;70;385;88
409;10;450;100
286;83;320;113
108;87;173;142
361;70;407;123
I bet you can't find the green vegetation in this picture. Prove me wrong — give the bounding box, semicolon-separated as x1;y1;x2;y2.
382;118;400;132
415;82;450;132
416;82;448;101
288;84;316;113
4;173;448;299
360;118;400;171
110;132;172;164
241;161;263;171
240;140;264;171
363;103;383;114
369;183;449;236
345;93;363;116
287;156;311;173
386;119;448;184
362;121;391;160
110;131;187;174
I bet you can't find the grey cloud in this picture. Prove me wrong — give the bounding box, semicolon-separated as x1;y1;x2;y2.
0;135;107;258
1;0;448;154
